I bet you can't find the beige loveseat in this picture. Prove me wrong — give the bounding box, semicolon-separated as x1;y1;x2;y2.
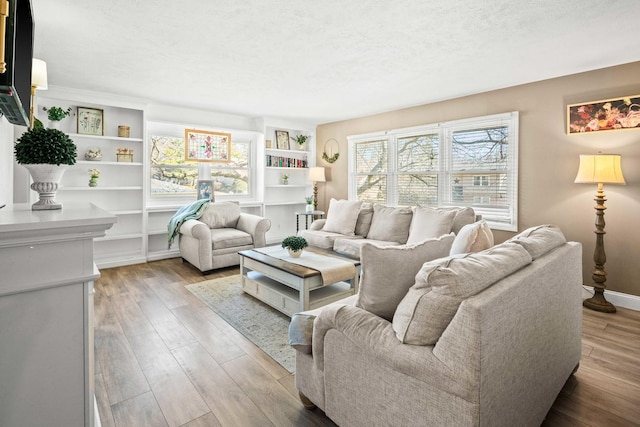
179;201;271;273
289;225;582;426
299;199;480;259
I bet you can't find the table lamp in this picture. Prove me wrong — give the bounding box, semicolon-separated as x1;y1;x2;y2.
30;58;48;129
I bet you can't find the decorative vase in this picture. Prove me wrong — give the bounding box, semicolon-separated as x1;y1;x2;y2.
305;204;314;213
288;248;303;258
22;164;69;210
48;120;60;130
89;177;98;187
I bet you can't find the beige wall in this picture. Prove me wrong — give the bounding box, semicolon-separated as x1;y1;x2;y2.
315;61;640;297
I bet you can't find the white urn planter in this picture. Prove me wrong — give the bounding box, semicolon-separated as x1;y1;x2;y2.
22;164;69;210
305;204;314;213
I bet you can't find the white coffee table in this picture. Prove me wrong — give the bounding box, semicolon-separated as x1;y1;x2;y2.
238;248;360;317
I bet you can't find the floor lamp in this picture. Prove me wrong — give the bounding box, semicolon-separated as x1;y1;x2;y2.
309;167;326;210
574;153;625;313
30;58;48;129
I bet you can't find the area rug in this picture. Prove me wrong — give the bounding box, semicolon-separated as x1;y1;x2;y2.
185;275;295;372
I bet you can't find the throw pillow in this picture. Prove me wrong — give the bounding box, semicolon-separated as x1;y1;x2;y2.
354;203;374;237
406;206;457;245
366;204;414;243
200;201;241;229
322;199;363;236
507;224;566;260
392;242;532;345
449;220;494;255
355;233;455;321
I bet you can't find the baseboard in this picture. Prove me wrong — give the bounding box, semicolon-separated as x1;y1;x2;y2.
582;286;640;311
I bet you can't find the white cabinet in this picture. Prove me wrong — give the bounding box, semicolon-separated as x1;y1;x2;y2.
0;203;116;427
36;88;147;268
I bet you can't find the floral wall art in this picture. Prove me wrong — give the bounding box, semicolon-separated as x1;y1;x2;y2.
567;95;640;134
184;129;231;162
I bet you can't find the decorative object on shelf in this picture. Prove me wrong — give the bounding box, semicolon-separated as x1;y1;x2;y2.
309;166;326;210
185;128;231;163
118;125;130;138
84;147;102;161
88;168;100;187
43;106;71;129
281;173;289;185
322;138;340;163
30;58;48;129
292;134;310;150
275;130;290;150
196;179;215;201
265;139;272;149
116;147;133;162
305;195;314;212
14;127;77;210
574;153;626;313
281;235;308;258
77;106;104;136
567;94;640;134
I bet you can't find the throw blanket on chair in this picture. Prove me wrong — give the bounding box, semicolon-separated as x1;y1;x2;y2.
167;199;210;249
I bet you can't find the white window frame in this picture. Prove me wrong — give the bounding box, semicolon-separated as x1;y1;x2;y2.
348;112;519;231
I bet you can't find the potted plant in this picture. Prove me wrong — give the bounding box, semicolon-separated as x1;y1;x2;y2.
281;173;289;185
43;106;72;129
281;235;308;258
292;134;309;151
305;195;314;212
14;128;77;210
88;168;100;187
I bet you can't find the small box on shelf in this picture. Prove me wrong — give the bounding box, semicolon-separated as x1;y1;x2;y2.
116;147;134;162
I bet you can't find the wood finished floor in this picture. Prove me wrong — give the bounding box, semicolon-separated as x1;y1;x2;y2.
95;258;640;427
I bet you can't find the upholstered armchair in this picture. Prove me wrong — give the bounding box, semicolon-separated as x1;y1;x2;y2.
179;201;271;273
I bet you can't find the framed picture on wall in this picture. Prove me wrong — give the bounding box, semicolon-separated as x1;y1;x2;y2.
196;179;215;201
275;130;290;150
567;94;640;134
185;129;231;162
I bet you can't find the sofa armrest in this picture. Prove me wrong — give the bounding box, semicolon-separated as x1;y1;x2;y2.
312;304;458;388
236;213;271;248
179;219;211;240
309;218;326;231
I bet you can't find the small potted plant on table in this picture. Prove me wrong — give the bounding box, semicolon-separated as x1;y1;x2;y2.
281;235;308;258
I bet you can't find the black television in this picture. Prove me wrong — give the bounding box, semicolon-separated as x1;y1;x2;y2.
0;0;33;127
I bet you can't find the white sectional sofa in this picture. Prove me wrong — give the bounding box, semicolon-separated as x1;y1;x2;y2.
298;199;481;259
289;225;583;426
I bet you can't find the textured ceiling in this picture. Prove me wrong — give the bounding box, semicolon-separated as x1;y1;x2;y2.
31;0;640;124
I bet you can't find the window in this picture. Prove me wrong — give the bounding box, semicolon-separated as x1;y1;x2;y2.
348;112;519;231
149;122;253;200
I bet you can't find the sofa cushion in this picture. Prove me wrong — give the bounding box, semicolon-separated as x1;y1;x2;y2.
450;220;494;255
298;229;360;250
355;233;456;321
392;242;532;345
333;237;399;259
210;228;253;250
366;204;413;244
407;207;457;245
354;203;374;237
322;199;363;236
507;224;566;260
200;201;241;229
444;206;477;234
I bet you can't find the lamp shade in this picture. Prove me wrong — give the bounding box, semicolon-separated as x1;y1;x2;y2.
574;154;625;185
309;166;326;182
31;58;48;90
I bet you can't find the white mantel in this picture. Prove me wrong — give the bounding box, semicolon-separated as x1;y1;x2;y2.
0;203;116;427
